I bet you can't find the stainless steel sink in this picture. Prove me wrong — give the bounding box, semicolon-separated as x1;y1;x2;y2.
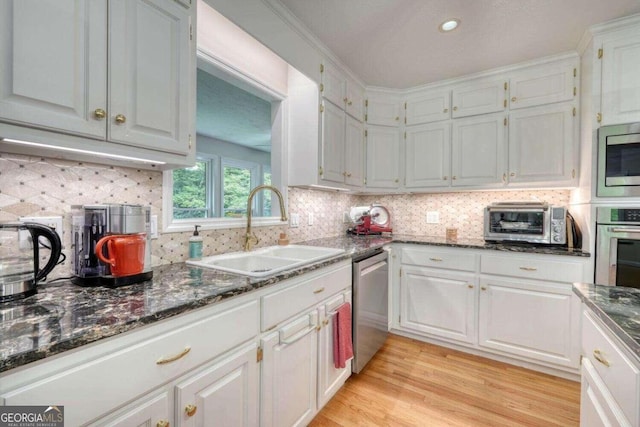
186;245;346;277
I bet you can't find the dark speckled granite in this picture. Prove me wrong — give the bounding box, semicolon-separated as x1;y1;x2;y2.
0;234;588;374
573;283;640;362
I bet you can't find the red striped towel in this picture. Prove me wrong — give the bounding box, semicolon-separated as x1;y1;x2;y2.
332;302;354;369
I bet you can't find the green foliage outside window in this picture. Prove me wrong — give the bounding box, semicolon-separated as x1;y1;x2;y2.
173;162;208;219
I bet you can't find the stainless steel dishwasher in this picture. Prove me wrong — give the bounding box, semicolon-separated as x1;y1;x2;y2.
352;249;389;373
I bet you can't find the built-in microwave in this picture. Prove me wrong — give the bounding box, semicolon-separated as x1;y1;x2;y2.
597;122;640;197
484;202;567;245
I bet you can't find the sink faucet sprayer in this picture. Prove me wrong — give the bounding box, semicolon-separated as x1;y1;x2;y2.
244;185;288;251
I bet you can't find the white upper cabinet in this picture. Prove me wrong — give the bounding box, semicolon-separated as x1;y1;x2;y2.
344;115;365;187
366;125;401;188
0;0;195;166
451;113;506;187
0;1;107;138
404;89;451;125
109;0;192;155
451;78;507;118
600;31;640;126
320;100;346;184
320;62;346;109
509;60;577;109
508;102;576;185
366;92;402;127
345;77;365;121
405;122;451;188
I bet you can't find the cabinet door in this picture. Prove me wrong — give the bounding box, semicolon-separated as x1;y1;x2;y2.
581;358;631;427
451;113;506;186
601;34;640;126
509;62;575;109
366;126;401;188
508;102;575;184
261;312;318;427
405;90;450;125
0;0;107;138
317;293;351;409
405;122;451;188
109;0;192;155
400;267;477;344
321;101;346;184
366;95;401;127
478;277;578;367
175;343;259;427
451;78;507;118
344;115;364;187
321;62;346;109
345;79;364;121
98;392;171;427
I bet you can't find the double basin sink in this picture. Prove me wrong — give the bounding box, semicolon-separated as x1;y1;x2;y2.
186;245;346;278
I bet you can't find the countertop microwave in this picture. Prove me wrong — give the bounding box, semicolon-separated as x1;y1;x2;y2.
598;122;640;197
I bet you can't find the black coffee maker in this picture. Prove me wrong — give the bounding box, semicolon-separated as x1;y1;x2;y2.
0;223;62;302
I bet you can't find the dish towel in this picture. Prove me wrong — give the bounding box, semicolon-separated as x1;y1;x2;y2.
332;302;354;369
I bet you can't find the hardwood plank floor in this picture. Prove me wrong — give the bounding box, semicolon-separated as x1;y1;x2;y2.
310;334;580;427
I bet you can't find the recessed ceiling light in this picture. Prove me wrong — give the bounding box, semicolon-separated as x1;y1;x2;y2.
439;19;460;32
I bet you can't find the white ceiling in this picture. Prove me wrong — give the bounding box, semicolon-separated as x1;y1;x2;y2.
278;0;640;88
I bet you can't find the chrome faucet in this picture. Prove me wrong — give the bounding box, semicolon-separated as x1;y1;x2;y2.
244;185;288;251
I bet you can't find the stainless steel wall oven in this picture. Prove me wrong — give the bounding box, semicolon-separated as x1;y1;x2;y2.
595;207;640;288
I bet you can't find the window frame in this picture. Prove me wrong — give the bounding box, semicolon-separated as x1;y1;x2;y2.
162;50;288;233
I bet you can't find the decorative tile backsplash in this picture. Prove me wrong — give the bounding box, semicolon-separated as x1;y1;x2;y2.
0;152;570;279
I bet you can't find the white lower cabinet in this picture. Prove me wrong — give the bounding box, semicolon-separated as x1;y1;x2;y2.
580;309;640;427
395;244;588;374
400;267;477;344
478;277;579;368
175;343;259;427
261;312;319;427
97;392;171;427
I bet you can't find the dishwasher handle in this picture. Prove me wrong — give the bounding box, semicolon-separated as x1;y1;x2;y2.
360;260;387;277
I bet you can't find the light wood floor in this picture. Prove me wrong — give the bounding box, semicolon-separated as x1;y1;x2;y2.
310;334;580;427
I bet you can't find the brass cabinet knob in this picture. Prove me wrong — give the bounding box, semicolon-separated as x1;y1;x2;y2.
185;404;197;417
394;178;399;183
115;114;126;124
468;284;474;289
510;172;516;177
93;108;106;120
348;100;353;106
481;286;487;291
452;176;457;180
443;108;448;113
346;172;352;177
395;116;399;121
323;319;330;326
453;106;458;111
511;97;517;102
343;97;348;103
157;421;170;427
502;173;506;182
443;176;448;180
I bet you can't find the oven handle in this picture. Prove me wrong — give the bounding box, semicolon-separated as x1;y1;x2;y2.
610;227;640;234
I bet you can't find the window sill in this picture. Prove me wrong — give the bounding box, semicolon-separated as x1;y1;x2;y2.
163;217;287;233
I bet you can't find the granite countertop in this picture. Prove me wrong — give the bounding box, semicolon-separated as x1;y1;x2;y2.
573;283;640;362
0;234;588;373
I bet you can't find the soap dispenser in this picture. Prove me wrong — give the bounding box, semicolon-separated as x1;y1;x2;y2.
189;225;203;260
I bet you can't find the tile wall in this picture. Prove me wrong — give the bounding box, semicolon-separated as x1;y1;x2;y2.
0;152;570;279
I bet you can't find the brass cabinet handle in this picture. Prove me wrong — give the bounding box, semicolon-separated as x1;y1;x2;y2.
453;106;458;111
510;172;516;177
443;108;448;113
313;287;325;294
156;346;191;365
481;286;487;291
115;114;127;124
93;108;106;120
519;267;537;271
511;96;517;102
429;257;443;262
185;404;197;417
593;350;610;367
467;284;474;289
502;173;506;182
157;421;170;427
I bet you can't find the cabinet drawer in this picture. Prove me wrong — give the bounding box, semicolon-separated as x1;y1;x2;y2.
262;264;351;331
1;300;259;426
582;310;640;427
402;247;477;271
480;253;584;283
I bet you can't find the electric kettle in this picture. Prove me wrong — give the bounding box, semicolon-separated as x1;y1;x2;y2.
0;222;62;302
